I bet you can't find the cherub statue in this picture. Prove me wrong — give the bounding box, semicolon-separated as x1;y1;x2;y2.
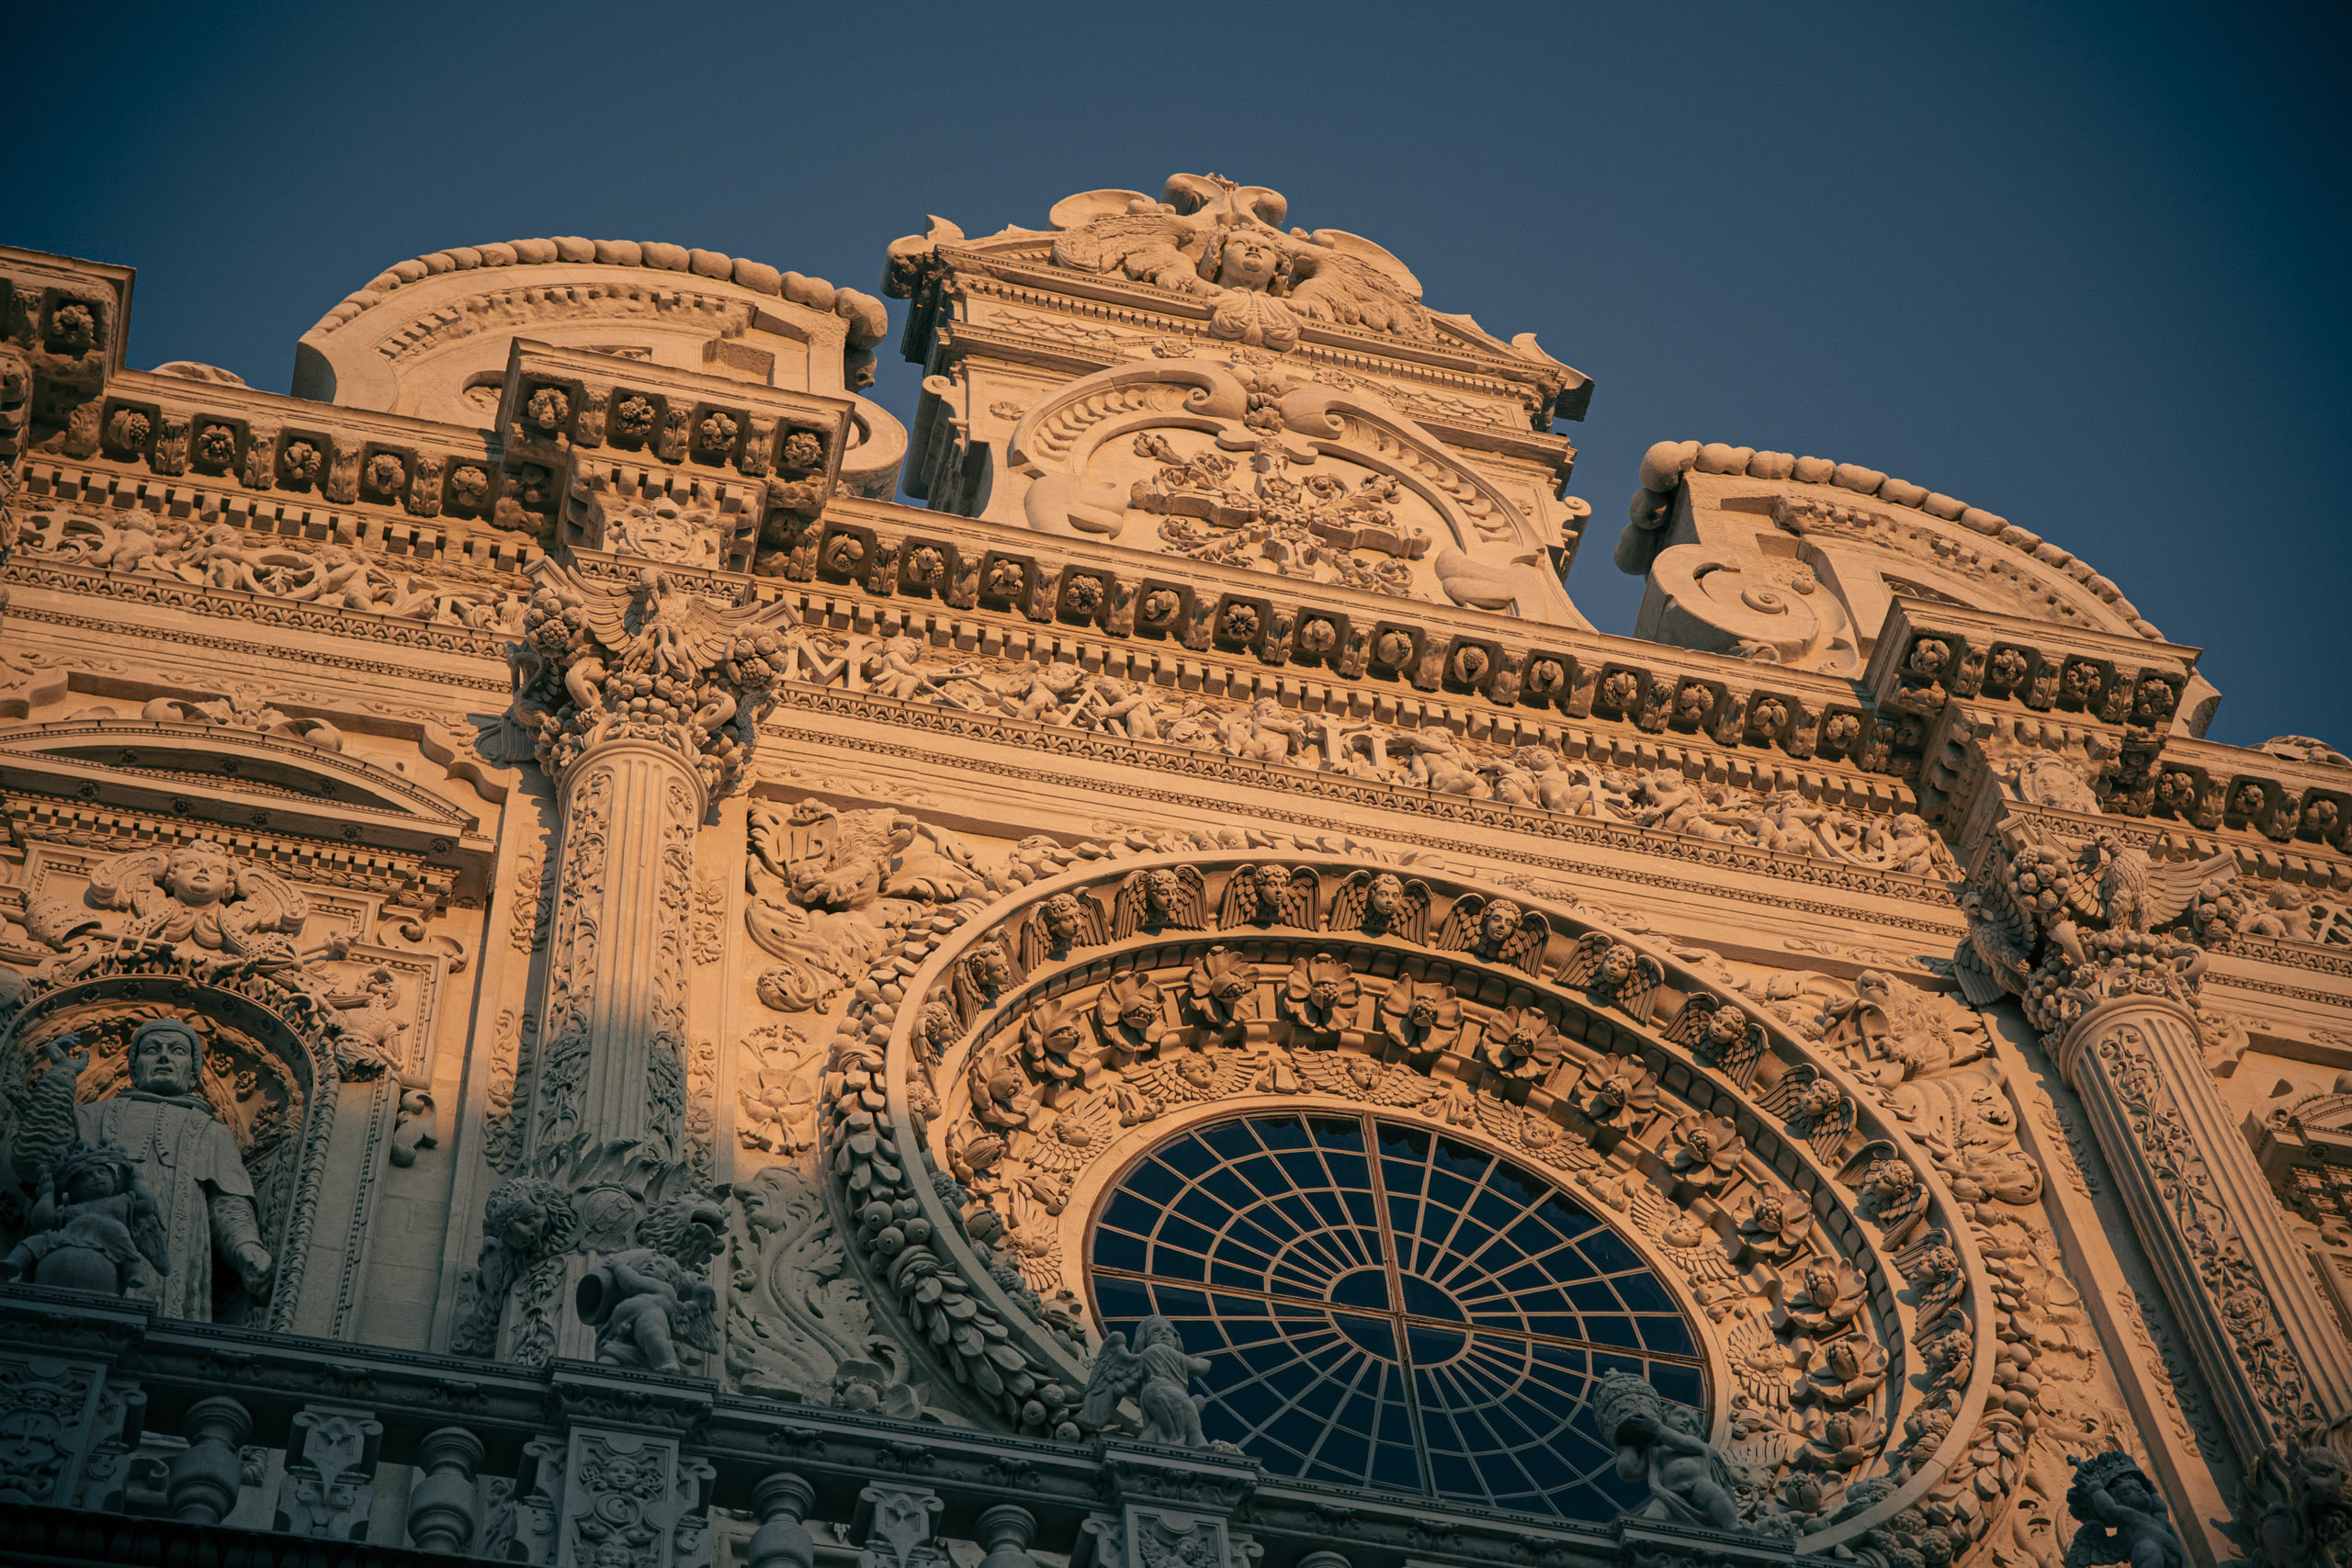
1591;1370;1743;1531
1080;1314;1213;1448
2064;1450;2188;1568
573;1197;728;1375
3;1141;166;1296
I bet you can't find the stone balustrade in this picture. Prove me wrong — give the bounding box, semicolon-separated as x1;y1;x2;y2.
0;1284;1815;1568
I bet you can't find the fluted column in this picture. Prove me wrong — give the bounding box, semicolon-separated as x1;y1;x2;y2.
2058;994;2352;1463
526;737;707;1176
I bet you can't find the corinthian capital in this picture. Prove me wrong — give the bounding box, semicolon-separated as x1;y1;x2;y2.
505;559;799;797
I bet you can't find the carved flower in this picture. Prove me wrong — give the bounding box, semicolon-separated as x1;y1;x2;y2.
1820;712;1862;750
2305;796;2341;836
1295;617;1338;657
192;423;238;469
1020;997;1098;1097
1985;647;2029;687
614;394;658;437
1484;1004;1568;1080
2154;770;2198;814
1666;1112;1745;1192
1771;1258;1866;1337
1376;976;1461;1052
1751;696;1791;736
1599;671;1642;712
1282;953;1361;1033
2232;783;2268;818
1674;682;1713;722
698;410;741;451
1794;1338;1888;1410
1184;946;1259;1029
525;385;571;432
1372;629;1415;669
1138;589;1181;627
447;464;489;506
782;430;825;469
106;407;152;452
1582;1057;1658;1126
968;1046;1037;1132
1905;638;1951;678
281;438;324;482
1795;1405;1884;1473
1218;603;1261;644
1094;970;1168;1055
2133;677;2177;723
1735;1188;1815;1262
363;452;407;495
1062;575;1105;617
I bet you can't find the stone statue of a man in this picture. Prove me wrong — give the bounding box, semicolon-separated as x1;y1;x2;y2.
13;1022;273;1319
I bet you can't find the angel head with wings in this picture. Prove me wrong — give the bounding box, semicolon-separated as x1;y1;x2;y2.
87;840;309;960
1048;174;1432;353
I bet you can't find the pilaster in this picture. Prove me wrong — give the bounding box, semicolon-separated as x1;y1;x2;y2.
2057;995;2352;1463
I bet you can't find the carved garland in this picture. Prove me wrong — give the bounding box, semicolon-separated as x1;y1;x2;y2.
831;852;2004;1552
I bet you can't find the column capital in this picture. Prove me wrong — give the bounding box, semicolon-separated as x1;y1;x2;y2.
508;557;799;801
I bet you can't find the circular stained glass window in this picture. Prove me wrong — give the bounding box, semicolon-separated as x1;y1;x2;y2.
1089;1112;1708;1521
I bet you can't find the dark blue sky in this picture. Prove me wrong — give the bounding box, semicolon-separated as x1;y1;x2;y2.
8;3;2346;747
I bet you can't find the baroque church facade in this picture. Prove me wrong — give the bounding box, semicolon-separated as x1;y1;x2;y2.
0;175;2345;1568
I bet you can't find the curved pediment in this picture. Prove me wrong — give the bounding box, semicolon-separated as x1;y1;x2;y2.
1005;359;1583;621
0;717;484;853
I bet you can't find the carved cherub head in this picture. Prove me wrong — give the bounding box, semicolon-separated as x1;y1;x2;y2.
1365;873;1408;920
483;1178;574;1257
127;1019;204;1097
1210;233;1283;293
1480;898;1524;950
46;1142;144;1209
1861;1157;1917;1206
1139;868;1186;918
1598;943;1639;987
163;843;236;908
964;942;1015;995
1701;1002;1751;1050
1040;893;1090;948
913;1002;960;1066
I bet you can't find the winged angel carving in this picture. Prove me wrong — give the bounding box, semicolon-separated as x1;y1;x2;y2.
1954;828;2235;1009
1080;1313;1216;1448
508;561;800;794
1052;174;1430;352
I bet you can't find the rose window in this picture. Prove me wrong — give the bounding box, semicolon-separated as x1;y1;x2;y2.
1089;1111;1707;1520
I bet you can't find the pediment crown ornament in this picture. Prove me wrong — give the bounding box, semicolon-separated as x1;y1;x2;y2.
883;173;1589;412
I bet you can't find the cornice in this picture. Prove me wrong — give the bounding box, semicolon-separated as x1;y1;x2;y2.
754;699;1964;922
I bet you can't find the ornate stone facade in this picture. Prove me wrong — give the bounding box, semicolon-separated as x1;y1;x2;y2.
0;181;2342;1568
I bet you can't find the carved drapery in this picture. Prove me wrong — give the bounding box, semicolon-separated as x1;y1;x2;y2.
817;851;2032;1554
2056;997;2352;1465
